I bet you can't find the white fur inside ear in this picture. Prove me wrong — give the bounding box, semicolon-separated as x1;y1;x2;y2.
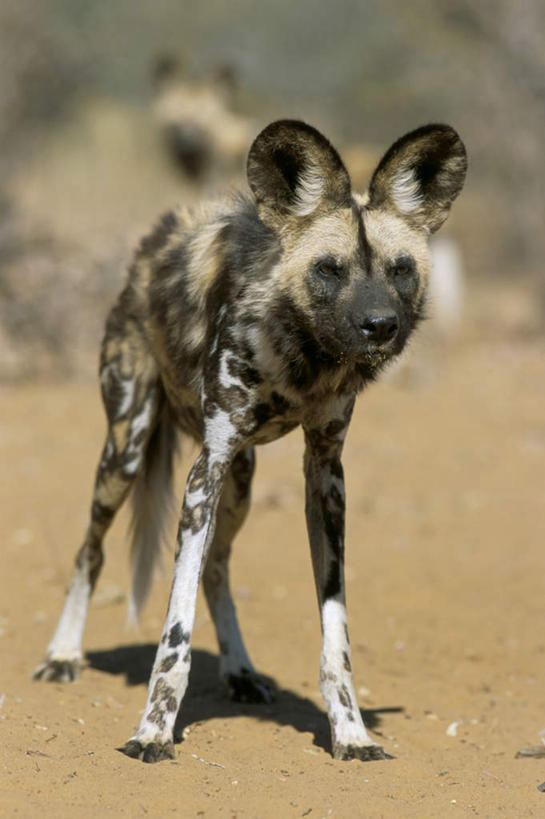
391;166;423;214
292;164;325;217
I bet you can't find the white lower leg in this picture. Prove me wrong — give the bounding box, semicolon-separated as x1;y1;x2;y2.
44;567;92;662
320;598;375;750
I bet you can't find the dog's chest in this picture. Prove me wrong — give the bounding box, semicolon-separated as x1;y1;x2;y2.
160;336;349;447
165;376;303;447
247;395;301;445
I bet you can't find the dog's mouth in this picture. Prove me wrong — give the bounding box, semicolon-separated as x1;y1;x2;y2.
315;322;406;371
353;347;396;371
345;333;402;365
319;339;397;369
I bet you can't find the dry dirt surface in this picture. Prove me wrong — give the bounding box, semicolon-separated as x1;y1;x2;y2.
1;322;545;818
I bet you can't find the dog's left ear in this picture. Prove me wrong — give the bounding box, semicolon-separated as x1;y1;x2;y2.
247;120;352;231
367;124;467;233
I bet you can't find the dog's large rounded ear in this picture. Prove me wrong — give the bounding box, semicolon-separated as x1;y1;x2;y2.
367;125;467;233
247;120;352;230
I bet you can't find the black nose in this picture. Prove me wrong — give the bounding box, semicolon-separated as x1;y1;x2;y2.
361;313;399;345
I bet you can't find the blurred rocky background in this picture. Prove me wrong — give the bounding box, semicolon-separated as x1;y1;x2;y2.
1;0;543;381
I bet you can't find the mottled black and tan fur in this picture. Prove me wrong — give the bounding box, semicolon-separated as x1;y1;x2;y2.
34;120;466;763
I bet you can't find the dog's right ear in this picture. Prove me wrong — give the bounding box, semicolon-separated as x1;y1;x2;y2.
367;124;467;233
247;120;352;231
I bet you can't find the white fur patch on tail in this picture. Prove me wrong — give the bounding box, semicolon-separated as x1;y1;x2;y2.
128;406;178;623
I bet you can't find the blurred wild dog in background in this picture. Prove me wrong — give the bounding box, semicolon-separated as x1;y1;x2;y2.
152;55;255;182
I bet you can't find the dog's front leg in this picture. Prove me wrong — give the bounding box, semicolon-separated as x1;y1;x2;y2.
119;440;233;763
303;412;391;762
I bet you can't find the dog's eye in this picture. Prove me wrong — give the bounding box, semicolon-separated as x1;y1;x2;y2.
317;262;338;277
395;264;410;276
319;264;336;276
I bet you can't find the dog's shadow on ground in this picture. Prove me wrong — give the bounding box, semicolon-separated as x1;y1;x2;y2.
86;643;402;753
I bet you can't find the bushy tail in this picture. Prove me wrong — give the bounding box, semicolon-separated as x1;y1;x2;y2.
128;403;178;623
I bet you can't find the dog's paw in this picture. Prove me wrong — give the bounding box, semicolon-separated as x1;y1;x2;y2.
117;739;175;763
332;742;394;762
226;670;275;704
33;658;81;683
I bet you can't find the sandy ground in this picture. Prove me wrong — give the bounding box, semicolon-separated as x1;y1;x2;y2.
1;317;545;818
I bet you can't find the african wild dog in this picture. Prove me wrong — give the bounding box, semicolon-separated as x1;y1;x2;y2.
152;55;254;181
34;120;466;762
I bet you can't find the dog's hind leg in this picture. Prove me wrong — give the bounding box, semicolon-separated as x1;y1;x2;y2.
34;311;161;682
202;446;274;703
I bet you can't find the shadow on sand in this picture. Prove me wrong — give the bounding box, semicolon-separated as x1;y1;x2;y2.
86;643;403;753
